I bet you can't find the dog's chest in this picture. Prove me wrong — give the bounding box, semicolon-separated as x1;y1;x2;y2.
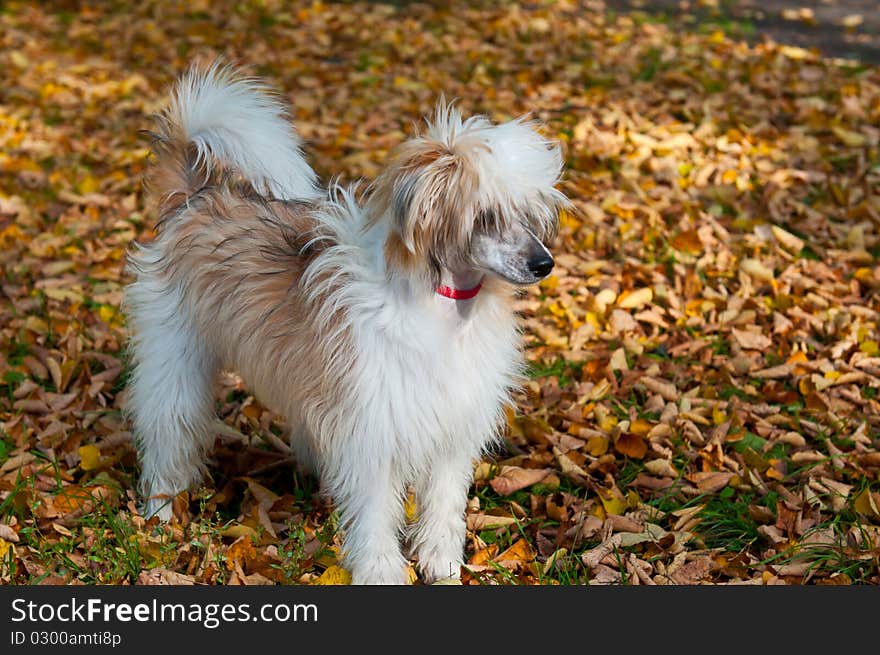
356;299;520;452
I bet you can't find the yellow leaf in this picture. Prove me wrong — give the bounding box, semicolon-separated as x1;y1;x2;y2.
494;538;536;566
78;445;102;471
404;491;418;523
98;305;117;324
0;224;25;247
630;419;653;436
626;489;641;509
597;488;627;516
853;489;880;520
721;169;738;185
831;126;866;148
43;288;84;303
780;45;811;60
670;229;703;255
586;435;609;456
771;226;804;253
78;175;100;195
241;403;262;421
314;546;339;568
597;411;618;434
10;51;28;68
585;311;602;330
469;544;499;566
24;315;49;334
854;268;873;283
314;565;352;585
0;538;12;563
136;534;172;568
765;464;785;481
558;209;581;230
547;301;567;318
617;287;653;309
787;350;810;375
224;535;257;571
860;341;879;356
218;524;260;540
538;275;559;292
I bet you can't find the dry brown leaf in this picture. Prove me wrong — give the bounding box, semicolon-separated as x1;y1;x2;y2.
489;466;551;496
731;328;772;351
688;472;735;493
466;513;518;531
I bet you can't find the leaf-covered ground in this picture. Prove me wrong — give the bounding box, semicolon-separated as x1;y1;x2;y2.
1;1;879;585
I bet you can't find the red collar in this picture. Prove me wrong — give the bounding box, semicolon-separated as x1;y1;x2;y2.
436;281;482;300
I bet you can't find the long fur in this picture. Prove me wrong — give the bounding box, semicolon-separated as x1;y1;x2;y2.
125;62;567;584
158;61;320;202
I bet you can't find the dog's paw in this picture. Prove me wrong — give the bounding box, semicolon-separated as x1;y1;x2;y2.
418;557;463;585
350;554;411;585
142;497;174;522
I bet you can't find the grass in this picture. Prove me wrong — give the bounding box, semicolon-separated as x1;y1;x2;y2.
3;474;142;584
526;356;584;387
692;489;763;553
0;466;318;585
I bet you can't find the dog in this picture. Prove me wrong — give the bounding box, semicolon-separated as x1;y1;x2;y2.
124;61;568;584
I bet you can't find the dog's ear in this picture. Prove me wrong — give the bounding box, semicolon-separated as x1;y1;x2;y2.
368;135;479;267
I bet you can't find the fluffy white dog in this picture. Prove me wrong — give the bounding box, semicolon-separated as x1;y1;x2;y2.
125;62;568;584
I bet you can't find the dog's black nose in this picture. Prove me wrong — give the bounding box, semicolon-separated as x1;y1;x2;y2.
528;254;554;279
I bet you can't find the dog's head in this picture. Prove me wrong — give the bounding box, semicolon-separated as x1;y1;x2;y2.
367;102;569;286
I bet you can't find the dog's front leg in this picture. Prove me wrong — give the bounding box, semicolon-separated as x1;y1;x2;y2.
409;453;473;583
327;459;409;585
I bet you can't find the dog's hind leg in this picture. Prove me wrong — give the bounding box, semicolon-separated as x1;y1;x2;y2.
289;423;320;477
125;278;217;521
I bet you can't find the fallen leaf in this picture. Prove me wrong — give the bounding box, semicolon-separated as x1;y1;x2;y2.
731;328;772;351
853;489;880;521
617;287;653;309
688;472;735;493
494;539;536;569
614;433;647;459
78;445;102;471
671;229;703;254
489;466;551;495
314;565;352;585
466;513;518;531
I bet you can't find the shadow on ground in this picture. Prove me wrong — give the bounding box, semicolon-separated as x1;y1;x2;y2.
606;0;880;63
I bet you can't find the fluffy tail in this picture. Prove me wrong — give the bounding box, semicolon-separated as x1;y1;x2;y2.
147;61;319;214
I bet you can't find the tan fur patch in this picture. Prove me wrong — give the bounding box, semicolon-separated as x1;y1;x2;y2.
366;138;479;276
384;232;418;272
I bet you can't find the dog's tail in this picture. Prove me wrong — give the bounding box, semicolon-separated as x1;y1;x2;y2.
146;61;320;214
